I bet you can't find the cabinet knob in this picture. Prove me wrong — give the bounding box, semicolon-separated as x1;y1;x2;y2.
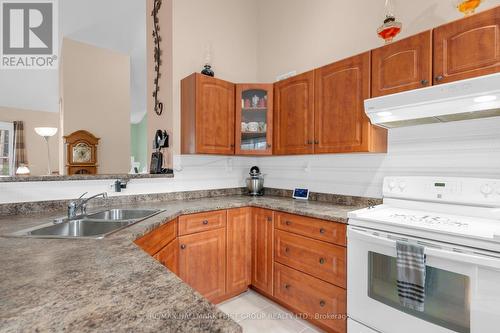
267;144;272;148
202;220;209;225
319;258;326;265
285;220;292;226
267;216;272;222
319;300;326;307
421;79;429;86
314;140;319;145
435;75;444;82
284;284;290;290
180;244;186;250
319;228;326;234
284;247;290;254
230;144;235;148
307;140;313;145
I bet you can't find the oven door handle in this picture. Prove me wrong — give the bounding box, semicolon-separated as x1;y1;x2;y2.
349;227;500;269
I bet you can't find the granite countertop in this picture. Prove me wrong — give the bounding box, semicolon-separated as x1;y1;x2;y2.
0;195;364;333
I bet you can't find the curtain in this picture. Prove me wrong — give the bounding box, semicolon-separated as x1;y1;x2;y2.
13;121;28;169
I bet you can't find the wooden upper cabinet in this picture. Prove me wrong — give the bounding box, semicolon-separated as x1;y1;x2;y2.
226;208;252;296
314;52;387;153
181;73;235;155
371;30;432;97
434;6;500;85
235;84;273;155
178;228;226;303
251;208;274;296
273;71;315;155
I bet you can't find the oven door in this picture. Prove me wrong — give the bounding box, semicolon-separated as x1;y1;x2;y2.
347;226;500;333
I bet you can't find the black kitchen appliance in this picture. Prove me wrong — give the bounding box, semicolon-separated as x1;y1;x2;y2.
150;130;172;174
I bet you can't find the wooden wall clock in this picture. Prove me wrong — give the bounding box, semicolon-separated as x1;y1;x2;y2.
63;130;100;175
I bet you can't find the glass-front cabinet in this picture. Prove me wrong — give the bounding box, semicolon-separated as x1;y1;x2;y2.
235;84;273;155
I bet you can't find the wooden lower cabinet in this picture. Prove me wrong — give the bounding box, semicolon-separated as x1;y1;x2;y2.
178;228;226;303
275;229;346;288
226;208;252;296
134;219;177;256
154;238;179;276
274;262;346;333
251;208;274;296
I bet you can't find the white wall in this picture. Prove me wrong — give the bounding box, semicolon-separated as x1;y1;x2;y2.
0;156;253;203
258;118;500;198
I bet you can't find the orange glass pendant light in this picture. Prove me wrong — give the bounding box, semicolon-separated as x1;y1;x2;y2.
377;0;402;44
453;0;483;16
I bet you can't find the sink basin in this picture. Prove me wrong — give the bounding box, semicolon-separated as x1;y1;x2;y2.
27;219;132;238
87;209;160;221
11;208;163;239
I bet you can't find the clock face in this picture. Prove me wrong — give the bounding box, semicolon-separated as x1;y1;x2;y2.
72;143;92;163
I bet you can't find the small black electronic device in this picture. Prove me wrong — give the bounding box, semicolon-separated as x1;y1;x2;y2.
150;130;173;174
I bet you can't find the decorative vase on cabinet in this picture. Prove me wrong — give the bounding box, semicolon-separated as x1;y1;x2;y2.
235;84;273;155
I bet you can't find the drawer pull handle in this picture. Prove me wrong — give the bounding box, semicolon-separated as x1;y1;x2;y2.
285;220;292;226
319;258;326;265
180;244;186;250
319;300;326;307
284;247;290;254
319;228;326;234
267;216;272;222
284;284;290;290
202;220;209;225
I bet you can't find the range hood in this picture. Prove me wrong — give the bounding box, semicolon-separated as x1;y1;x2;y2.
365;73;500;129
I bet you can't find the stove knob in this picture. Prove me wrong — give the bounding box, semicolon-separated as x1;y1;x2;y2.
480;184;493;197
388;181;396;191
398;181;407;191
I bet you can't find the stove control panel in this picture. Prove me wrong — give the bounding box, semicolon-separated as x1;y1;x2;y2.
383;177;500;207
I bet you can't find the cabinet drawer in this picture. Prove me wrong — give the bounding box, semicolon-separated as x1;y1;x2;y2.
134;219;177;256
275;212;346;246
275;262;346;333
275;230;346;288
178;210;226;236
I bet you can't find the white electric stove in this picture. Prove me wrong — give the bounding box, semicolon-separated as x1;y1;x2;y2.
347;176;500;333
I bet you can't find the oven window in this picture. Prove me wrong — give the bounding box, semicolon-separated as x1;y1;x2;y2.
368;252;470;333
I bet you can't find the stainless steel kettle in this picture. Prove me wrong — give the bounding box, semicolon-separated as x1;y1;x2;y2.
246;166;264;196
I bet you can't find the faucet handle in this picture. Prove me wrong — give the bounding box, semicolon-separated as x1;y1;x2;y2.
78;192;88;200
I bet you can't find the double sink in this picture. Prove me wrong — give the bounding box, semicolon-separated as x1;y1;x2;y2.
13;209;162;239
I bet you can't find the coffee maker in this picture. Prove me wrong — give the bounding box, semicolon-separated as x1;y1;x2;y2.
150;130;172;174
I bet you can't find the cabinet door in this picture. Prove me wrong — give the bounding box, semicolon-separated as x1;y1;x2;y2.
314;52;386;153
371;31;432;97
235;84;273;155
433;6;500;85
273;71;315;155
251;208;274;296
179;228;226;303
154;238;179;276
226;208;252;296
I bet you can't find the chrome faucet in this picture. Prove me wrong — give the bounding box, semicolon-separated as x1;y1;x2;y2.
68;192;108;219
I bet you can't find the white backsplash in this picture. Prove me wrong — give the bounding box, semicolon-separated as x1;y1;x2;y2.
1;118;499;204
258;117;500;198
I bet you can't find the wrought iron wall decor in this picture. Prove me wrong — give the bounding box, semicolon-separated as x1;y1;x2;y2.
152;0;163;116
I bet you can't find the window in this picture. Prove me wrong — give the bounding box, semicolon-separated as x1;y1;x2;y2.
0;122;14;176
